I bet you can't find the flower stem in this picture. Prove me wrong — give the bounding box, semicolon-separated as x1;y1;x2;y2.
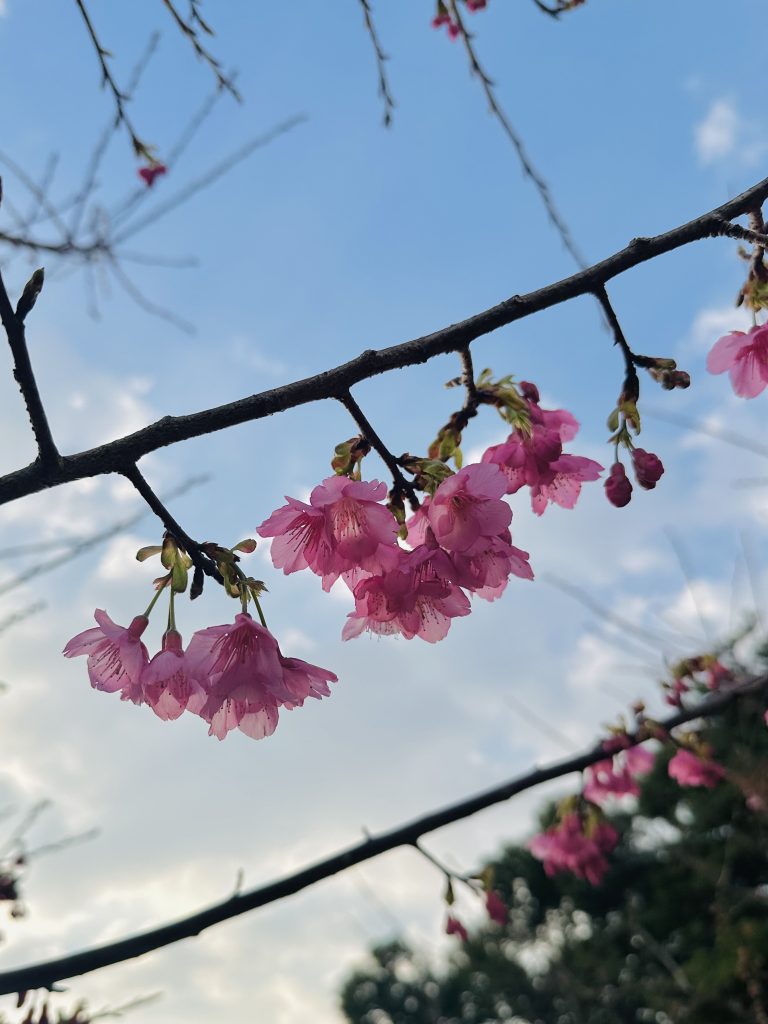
143;581;167;619
253;594;268;629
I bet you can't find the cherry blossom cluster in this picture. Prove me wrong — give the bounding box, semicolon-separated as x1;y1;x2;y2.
258;383;604;644
63;538;336;741
525;653;744;885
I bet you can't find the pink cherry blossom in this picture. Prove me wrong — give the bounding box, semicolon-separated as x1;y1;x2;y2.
528;813;618;885
342;544;470;642
280;656;336;710
604;462;632;507
583;744;654;806
445;914;469;941
425;463;511;553
185;613;337;740
142;630;205;721
450;531;533;600
258;476;399;591
482;397;602;516
631;449;664;490
707;323;768;398
63;610;149;699
667;748;725;788
137;163;167;187
485;889;507;925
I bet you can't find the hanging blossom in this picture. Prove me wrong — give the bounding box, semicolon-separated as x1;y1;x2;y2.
407;464;533;603
482;390;603;515
64;610;336;741
257;476;399;591
583;744;655;806
528;813;618;885
342;544;471;642
707;322;768;398
667;748;725;788
63;610;149;703
445;914;469;941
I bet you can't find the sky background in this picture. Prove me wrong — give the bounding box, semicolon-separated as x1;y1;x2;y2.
0;1;766;1021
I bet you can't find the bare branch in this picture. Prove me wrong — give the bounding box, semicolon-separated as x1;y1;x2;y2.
358;0;396;126
0;172;764;509
0;670;765;996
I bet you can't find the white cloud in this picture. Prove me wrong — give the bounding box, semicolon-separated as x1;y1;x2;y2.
694;98;767;167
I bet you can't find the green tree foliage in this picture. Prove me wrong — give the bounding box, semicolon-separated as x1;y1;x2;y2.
340;697;768;1023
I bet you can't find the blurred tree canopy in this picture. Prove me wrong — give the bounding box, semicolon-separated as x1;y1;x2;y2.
340;695;768;1024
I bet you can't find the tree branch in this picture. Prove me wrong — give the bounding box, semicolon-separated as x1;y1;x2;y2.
337;391;420;509
0;175;766;508
357;0;396;127
0;671;764;996
0;267;59;470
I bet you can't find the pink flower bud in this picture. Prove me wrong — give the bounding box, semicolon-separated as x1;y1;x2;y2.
631;448;664;490
138;163;167;188
605;462;632;507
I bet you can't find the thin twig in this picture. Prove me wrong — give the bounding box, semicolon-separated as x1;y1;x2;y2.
120;464;223;585
0;267;60;468
448;0;587;268
337;391;420;509
1;670;766;996
358;0;396;126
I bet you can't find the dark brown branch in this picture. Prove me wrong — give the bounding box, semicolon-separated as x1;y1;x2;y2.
159;0;241;102
120;465;222;586
0;268;59;469
358;0;396;127
1;670;765;996
337;391;420;509
594;284;639;396
0;174;767;508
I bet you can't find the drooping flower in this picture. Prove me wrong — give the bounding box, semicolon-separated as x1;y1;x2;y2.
142;630;205;721
342;544;470;642
63;610;149;700
280;655;337;709
528;813;618;885
706;323;768;398
667;748;725;788
631;449;664;490
482;397;602;516
258;476;399;591
184;613;295;739
604;462;632;507
450;531;533;600
138;163;167;188
445;914;469;941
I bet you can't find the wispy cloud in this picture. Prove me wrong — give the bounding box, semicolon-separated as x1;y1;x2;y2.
694;98;766;167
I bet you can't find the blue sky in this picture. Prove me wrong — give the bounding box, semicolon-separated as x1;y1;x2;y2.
0;1;767;1021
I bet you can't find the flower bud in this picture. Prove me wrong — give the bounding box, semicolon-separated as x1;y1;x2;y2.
605;463;632;507
631;448;664;490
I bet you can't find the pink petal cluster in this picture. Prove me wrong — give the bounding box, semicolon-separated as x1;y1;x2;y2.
64;610;336;741
258;476;398;591
482;393;602;516
342;544;471;643
262;466;532;644
528;813;618;885
667;748;725;788
583;744;655;806
707;323;768;398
